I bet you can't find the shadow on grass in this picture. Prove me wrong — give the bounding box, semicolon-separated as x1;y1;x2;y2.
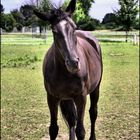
99;39;124;43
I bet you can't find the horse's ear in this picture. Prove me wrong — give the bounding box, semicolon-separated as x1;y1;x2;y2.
33;9;51;21
65;0;76;15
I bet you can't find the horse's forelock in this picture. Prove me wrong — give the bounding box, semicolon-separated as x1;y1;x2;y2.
49;8;67;24
50;10;77;29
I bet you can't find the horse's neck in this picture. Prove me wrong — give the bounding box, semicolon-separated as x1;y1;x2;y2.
53;45;67;73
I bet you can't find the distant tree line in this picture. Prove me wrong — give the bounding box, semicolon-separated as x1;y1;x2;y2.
0;0;139;35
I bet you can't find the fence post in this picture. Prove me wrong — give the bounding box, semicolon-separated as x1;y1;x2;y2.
133;34;137;45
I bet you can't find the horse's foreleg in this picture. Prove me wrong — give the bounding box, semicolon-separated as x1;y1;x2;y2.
89;86;99;140
47;94;59;140
60;100;77;140
74;95;87;140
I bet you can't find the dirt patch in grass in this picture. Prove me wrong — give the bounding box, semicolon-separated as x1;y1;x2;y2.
42;133;68;140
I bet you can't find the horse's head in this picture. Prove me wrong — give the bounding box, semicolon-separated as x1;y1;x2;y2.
34;0;80;73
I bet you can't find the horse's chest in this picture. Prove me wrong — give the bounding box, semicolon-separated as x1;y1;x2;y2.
47;75;85;99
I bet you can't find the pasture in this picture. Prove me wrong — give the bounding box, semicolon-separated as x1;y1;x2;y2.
1;31;139;140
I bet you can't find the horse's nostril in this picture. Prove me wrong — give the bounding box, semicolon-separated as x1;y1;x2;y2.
74;60;79;67
66;58;79;67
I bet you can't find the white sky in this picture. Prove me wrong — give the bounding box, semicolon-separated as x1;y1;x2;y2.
1;0;119;21
89;0;119;21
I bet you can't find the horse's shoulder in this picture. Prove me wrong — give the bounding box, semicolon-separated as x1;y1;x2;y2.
76;30;101;55
43;45;54;75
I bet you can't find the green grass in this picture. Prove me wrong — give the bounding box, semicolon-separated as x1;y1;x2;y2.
1;33;139;140
97;42;139;139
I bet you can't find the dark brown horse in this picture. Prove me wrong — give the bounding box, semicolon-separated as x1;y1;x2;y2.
34;0;102;140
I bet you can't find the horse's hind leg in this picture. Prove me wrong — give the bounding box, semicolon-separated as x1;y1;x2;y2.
47;94;59;140
89;86;100;140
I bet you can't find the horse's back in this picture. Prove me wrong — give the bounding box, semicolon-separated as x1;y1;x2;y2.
76;30;101;56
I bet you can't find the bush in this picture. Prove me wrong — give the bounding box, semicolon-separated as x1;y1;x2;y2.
16;23;23;31
1;54;39;68
77;17;101;31
133;18;139;30
104;22;117;30
2;14;15;32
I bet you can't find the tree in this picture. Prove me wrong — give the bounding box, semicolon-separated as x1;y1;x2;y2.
20;4;35;26
0;4;5;29
0;3;4;13
73;1;86;23
63;0;96;30
78;0;94;15
102;13;116;24
77;16;100;30
133;18;140;30
34;0;51;34
114;0;138;42
32;0;97;31
2;14;16;32
102;13;117;29
38;0;50;10
64;0;94;22
11;9;24;31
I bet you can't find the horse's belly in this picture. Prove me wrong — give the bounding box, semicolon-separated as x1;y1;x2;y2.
46;78;85;99
88;63;102;93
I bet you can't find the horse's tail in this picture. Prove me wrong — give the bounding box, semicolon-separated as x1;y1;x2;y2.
60;100;77;127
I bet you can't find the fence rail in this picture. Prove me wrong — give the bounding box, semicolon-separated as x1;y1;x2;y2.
1;31;139;46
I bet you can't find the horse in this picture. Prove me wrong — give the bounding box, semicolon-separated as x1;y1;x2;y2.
34;0;102;139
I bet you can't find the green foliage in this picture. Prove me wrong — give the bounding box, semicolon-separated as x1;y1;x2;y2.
63;0;99;30
34;0;51;34
1;14;16;32
102;13;117;29
11;9;24;31
62;0;94;17
133;18;140;29
38;0;51;11
1;54;38;68
78;0;94;15
114;0;138;42
73;1;86;23
0;13;4;29
114;0;138;31
62;0;85;23
77;16;100;30
20;4;36;27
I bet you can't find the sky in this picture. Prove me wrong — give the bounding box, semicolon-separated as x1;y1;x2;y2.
1;0;119;21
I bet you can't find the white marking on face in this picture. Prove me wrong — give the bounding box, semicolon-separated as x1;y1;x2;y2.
59;20;67;33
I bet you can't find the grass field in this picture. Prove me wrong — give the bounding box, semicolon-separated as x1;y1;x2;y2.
1;31;139;140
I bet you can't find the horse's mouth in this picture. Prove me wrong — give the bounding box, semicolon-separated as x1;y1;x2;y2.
66;64;80;74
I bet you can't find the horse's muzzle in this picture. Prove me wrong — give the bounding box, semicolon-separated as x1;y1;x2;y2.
65;58;80;73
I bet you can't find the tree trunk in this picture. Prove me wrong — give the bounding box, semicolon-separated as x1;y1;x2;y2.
45;27;47;44
39;26;41;36
125;31;128;42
